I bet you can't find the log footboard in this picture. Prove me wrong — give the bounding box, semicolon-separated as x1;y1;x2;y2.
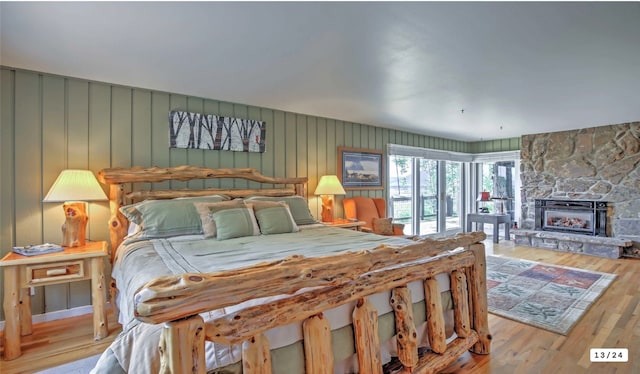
135;232;491;373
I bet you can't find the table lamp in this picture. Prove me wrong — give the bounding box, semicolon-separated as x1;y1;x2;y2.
314;175;346;222
477;191;491;213
43;169;108;247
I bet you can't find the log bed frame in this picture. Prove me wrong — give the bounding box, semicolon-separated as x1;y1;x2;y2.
97;166;491;374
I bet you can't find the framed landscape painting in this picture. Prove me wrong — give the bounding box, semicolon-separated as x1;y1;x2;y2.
338;147;384;190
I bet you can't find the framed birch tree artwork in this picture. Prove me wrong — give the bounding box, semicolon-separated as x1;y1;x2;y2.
169;110;266;153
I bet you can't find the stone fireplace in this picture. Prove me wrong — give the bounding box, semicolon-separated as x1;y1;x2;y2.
516;122;640;258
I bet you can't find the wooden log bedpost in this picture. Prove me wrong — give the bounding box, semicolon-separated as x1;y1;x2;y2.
450;270;472;338
107;183;127;320
159;315;206;374
107;183;128;263
353;298;383;374
424;277;447;354
390;286;418;369
466;243;492;354
303;313;334;374
242;333;272;374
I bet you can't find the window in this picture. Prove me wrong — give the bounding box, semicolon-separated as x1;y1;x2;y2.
388;144;520;238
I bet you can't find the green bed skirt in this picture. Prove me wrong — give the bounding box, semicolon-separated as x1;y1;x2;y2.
209;291;453;374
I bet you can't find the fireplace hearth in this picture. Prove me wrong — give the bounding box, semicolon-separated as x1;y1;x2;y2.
535;199;607;236
516;199;626;258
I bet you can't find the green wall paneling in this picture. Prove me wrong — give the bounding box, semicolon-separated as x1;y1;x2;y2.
42;75;71;312
0;69;16;320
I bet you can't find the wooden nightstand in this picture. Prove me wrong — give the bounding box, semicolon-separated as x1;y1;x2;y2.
0;241;109;360
324;219;366;231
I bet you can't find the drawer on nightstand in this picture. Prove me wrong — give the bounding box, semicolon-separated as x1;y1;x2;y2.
26;260;86;285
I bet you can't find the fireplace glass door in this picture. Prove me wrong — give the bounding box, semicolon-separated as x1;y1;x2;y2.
544;210;593;233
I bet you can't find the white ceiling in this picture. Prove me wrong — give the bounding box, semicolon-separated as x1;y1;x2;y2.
2;2;639;141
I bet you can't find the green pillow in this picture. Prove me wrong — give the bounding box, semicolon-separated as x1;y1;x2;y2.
194;200;247;238
245;196;317;225
211;207;260;240
119;195;228;238
250;201;299;235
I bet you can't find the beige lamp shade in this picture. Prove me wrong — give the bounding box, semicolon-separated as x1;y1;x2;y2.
43;169;107;202
43;169;107;247
314;175;346;196
315;175;345;223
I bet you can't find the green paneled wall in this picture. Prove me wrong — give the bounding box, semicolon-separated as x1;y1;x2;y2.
469;137;521;153
0;67;519;319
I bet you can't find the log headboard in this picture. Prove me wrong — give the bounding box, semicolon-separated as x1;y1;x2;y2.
97;166;308;262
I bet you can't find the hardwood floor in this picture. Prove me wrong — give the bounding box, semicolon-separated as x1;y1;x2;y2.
0;241;637;373
444;240;639;374
0;308;120;374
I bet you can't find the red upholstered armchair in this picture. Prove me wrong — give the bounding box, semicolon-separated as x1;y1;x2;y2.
343;196;405;236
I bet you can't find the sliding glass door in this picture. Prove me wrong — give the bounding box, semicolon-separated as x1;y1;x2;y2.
388;144;521;239
389;156;462;236
443;161;462;233
420;159;462;235
388;155;414;233
419;159;438;234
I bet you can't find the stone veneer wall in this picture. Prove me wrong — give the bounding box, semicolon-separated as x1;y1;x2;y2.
519;121;640;257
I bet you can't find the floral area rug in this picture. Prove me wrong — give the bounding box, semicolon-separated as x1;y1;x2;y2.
486;255;616;335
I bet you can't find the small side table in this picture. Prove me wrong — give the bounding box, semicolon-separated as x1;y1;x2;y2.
1;241;109;360
466;213;511;243
324;219;366;231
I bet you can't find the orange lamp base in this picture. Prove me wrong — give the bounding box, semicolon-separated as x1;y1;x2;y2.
61;202;89;247
320;195;335;223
